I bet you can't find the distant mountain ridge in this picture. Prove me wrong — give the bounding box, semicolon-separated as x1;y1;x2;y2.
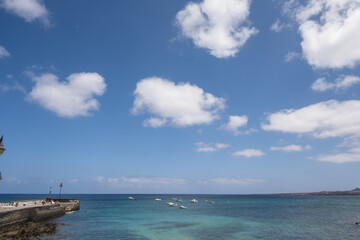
285;188;360;196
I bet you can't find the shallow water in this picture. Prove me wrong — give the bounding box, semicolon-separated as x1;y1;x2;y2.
1;194;360;240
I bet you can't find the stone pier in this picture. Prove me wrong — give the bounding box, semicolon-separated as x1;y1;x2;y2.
0;199;80;231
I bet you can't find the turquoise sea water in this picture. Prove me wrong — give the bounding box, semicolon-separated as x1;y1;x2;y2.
1;194;360;239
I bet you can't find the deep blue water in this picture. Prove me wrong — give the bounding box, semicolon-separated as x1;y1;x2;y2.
1;194;360;239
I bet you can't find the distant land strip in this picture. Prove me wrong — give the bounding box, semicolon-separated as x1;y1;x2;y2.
269;188;360;196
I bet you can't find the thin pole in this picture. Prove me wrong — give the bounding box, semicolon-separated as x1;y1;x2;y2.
59;182;63;199
0;135;5;181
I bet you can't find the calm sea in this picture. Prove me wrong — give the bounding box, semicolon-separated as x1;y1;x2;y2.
1;194;360;239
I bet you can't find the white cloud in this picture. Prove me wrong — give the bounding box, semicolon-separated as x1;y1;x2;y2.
0;81;25;93
289;0;360;68
311;77;334;92
315;146;360;163
312;137;360;163
197;146;217;152
262;100;360;138
201;177;264;185
107;178;118;184
132;77;225;127
270;144;311;152
175;0;258;58
222;115;248;135
0;45;10;59
311;75;360;92
95;176;104;183
216;143;230;149
284;51;300;62
0;0;50;26
232;148;265;158
142;117;167;128
4;177;22;184
195;142;230;152
27;72;106;118
270;19;286;32
67;179;78;184
105;177;188;188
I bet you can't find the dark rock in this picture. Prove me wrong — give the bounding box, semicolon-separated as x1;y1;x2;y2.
0;221;58;239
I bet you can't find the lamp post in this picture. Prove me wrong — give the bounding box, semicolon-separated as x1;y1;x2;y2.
48;186;52;199
0;135;5;155
59;182;63;200
0;135;5;181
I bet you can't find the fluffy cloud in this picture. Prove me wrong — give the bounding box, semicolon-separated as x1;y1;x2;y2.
222;115;248;135
142;117;167;128
262;100;360;138
201;177;264;185
289;0;360;68
216;143;230;149
132;77;225;127
4;177;22;184
284;52;300;62
270;19;286;32
270;144;311;152
95;176;105;183
0;45;10;59
311;75;360;92
312;137;360;163
27;72;106;118
176;0;258;58
0;81;25;93
195;142;230;152
67;179;78;184
104;177;188;188
232;148;265;158
315;145;360;163
197;147;217;152
0;0;50;26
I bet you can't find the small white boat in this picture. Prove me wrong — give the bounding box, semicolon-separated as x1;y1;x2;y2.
190;199;198;203
128;197;136;201
166;202;176;207
209;201;215;204
179;205;187;209
155;198;162;201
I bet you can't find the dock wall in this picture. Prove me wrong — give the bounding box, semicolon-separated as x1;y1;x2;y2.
0;199;80;231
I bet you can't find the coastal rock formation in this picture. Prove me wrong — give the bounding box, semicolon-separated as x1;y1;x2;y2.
0;204;64;230
0;199;80;239
0;221;62;240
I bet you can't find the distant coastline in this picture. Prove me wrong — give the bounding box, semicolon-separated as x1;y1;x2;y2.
272;188;360;196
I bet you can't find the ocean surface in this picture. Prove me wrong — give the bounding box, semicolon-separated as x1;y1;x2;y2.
1;194;360;240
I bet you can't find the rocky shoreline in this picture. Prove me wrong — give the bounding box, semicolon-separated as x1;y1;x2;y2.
0;221;63;240
0;199;80;239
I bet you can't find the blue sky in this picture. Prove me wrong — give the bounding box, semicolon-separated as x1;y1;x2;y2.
1;0;360;194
